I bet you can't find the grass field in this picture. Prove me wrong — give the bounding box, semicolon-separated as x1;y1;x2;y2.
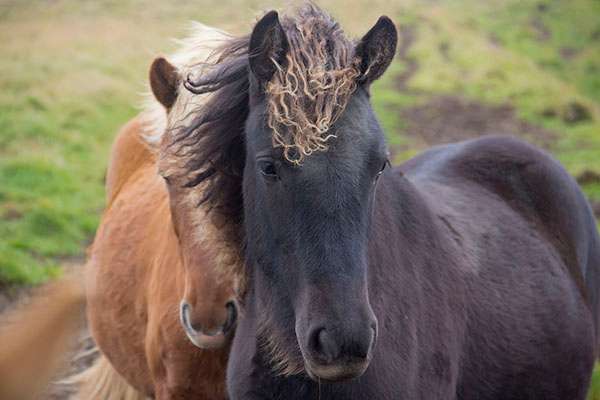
1;0;600;396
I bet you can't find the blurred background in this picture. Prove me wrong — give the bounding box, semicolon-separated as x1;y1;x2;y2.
0;0;599;397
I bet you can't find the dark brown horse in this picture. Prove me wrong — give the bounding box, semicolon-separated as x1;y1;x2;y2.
152;4;600;399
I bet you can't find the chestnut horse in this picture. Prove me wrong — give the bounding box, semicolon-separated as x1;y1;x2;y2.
0;24;242;400
152;5;600;399
78;24;242;399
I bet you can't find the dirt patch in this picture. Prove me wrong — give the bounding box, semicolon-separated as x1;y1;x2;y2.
400;95;556;148
590;202;600;219
390;22;555;150
530;15;551;41
488;33;503;48
576;170;600;219
562;101;592;125
438;40;451;61
536;2;549;13
577;170;600;186
559;46;580;60
1;204;23;221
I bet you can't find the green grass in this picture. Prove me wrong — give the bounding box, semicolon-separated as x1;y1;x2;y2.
1;0;600;395
370;0;600;172
0;0;257;283
0;0;394;283
4;0;595;284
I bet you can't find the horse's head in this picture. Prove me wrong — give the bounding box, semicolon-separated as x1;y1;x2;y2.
150;55;240;349
242;8;397;381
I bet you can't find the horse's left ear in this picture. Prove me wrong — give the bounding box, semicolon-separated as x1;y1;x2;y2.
355;16;398;85
149;57;180;110
248;11;289;86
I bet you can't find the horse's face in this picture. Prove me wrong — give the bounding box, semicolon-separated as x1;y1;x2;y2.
151;57;238;349
243;12;397;381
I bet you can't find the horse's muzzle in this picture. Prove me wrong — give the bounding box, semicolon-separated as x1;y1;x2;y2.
179;300;237;349
305;357;372;382
300;315;377;382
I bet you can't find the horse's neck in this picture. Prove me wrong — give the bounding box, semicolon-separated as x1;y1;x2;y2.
371;171;452;277
374;171;439;241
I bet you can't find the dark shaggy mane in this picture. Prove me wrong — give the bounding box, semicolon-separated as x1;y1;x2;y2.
165;35;250;242
164;4;358;245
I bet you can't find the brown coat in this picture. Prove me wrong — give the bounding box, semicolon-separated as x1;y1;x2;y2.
85;116;232;399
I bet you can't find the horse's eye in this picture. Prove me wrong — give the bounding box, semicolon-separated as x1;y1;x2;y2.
258;160;278;180
376;160;388;177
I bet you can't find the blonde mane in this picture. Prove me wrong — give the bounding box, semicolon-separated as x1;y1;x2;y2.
140;22;231;145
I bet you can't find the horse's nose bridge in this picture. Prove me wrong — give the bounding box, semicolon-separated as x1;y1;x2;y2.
182;269;235;330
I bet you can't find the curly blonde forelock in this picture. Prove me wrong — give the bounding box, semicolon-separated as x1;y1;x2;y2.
265;8;361;164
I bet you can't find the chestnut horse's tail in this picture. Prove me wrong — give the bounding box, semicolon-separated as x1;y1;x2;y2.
0;275;85;400
70;353;148;400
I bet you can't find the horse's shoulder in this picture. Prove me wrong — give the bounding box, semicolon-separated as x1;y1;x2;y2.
105;115;157;204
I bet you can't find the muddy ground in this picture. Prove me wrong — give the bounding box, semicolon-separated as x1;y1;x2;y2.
392;23;600;218
393;16;556;149
400;95;556;149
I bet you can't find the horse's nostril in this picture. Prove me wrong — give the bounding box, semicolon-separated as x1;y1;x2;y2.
180;301;195;332
222;301;238;335
180;300;237;338
179;300;235;350
309;327;339;363
308;323;375;365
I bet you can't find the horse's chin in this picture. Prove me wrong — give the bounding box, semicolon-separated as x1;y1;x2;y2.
304;358;371;382
184;330;228;350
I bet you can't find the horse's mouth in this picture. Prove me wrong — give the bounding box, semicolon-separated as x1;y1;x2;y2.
184;330;229;349
304;357;371;382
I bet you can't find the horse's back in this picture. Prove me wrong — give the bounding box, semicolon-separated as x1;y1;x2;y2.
402;135;600;398
105;116;156;205
404;135;600;312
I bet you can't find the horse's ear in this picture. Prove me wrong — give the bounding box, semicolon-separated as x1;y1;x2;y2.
355;16;398;86
248;10;289;86
150;57;179;110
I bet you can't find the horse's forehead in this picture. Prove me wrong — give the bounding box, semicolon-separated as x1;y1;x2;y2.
249;93;376;162
264;16;359;164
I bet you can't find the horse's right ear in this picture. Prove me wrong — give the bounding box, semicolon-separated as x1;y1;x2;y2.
150;57;179;110
248;11;289;86
355;16;398;86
